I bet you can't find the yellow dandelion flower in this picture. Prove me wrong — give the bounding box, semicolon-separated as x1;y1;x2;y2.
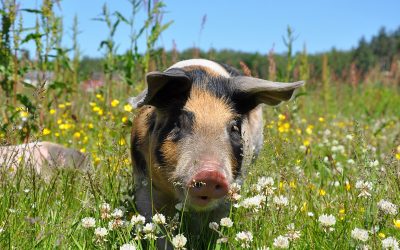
319;189;326;196
278;114;286;121
279;181;285;189
65;102;71;106
124;158;130;164
378;232;385;239
49;109;56;115
88;123;94;129
42;128;51;136
318;117;325;122
92;106;100;112
97;109;104;116
394;219;400;229
300;202;307;212
55;132;60;137
122;116;128;123
57;119;62;125
20;111;29;118
89;102;96;107
289;181;296;189
111;99;120;107
118;138;126;146
96;94;103;101
296;128;302;135
339;209;345;214
58;104;66;109
73;132;81;139
94;156;101;165
80;148;86;153
306;125;313;135
345;182;351;191
124;104;133;112
303;139;310;146
396;153;400;160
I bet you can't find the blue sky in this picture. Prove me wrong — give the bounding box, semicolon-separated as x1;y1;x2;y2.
21;0;400;57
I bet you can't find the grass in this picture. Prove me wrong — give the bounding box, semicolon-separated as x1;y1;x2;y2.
0;83;399;249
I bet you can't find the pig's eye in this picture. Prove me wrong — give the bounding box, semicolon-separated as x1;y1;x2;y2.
169;110;194;141
229;119;242;137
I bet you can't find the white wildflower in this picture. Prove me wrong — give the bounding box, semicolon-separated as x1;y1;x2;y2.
100;203;111;213
131;214;146;226
143;223;157;240
307;212;314;217
235;231;253;248
143;223;156;234
285;223;301;241
255;176;275;196
209;222;219;231
94;227;108;237
347;159;355;165
120;243;136;250
217;237;228;243
81;217;96;228
228;183;242;201
172;234;187;249
346;134;353;140
369;160;379;167
220;217;233;228
318;214;336;227
240;195;266;211
377;199;398;215
355;180;373;198
351;228;369;242
152;213;166;225
273;235;290;249
111;208;124;219
273;195;289;207
382;237;399;249
108;219;125;230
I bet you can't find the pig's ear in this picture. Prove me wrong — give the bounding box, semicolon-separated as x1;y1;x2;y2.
128;69;192;108
231;76;304;113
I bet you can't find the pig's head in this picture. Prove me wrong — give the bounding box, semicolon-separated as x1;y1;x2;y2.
130;65;303;211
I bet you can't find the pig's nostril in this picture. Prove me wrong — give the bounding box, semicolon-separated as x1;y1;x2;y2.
215;184;221;190
200;196;208;200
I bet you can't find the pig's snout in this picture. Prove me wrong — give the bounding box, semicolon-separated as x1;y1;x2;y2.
187;162;229;207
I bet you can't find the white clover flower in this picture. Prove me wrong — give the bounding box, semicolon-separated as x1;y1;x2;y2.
143;223;156;234
307;212;314;217
355;180;373;198
347;159;355;165
273;195;289;207
240;195;266;212
220;217;233;228
81;217;96;228
235;231;253;248
217;237;229;243
111;208;124;219
318;214;336;227
175;203;184;211
94;227;108;237
255;176;276;196
382;237;399;249
120;243;136;250
152;213;166;225
228;183;242;201
131;214;146;226
273;235;290;249
351;228;369;242
100;203;111;213
209;222;219;231
285;223;301;241
172;234;187;249
369;160;379;167
346;134;354;140
377;199;398;215
257;246;270;250
108;219;125;230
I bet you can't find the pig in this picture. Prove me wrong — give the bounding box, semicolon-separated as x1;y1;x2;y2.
129;59;303;225
0;141;89;178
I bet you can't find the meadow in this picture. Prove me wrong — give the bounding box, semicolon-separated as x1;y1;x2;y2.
1;1;400;249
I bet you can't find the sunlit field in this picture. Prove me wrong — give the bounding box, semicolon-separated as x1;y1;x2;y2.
1;0;400;249
1;83;399;249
